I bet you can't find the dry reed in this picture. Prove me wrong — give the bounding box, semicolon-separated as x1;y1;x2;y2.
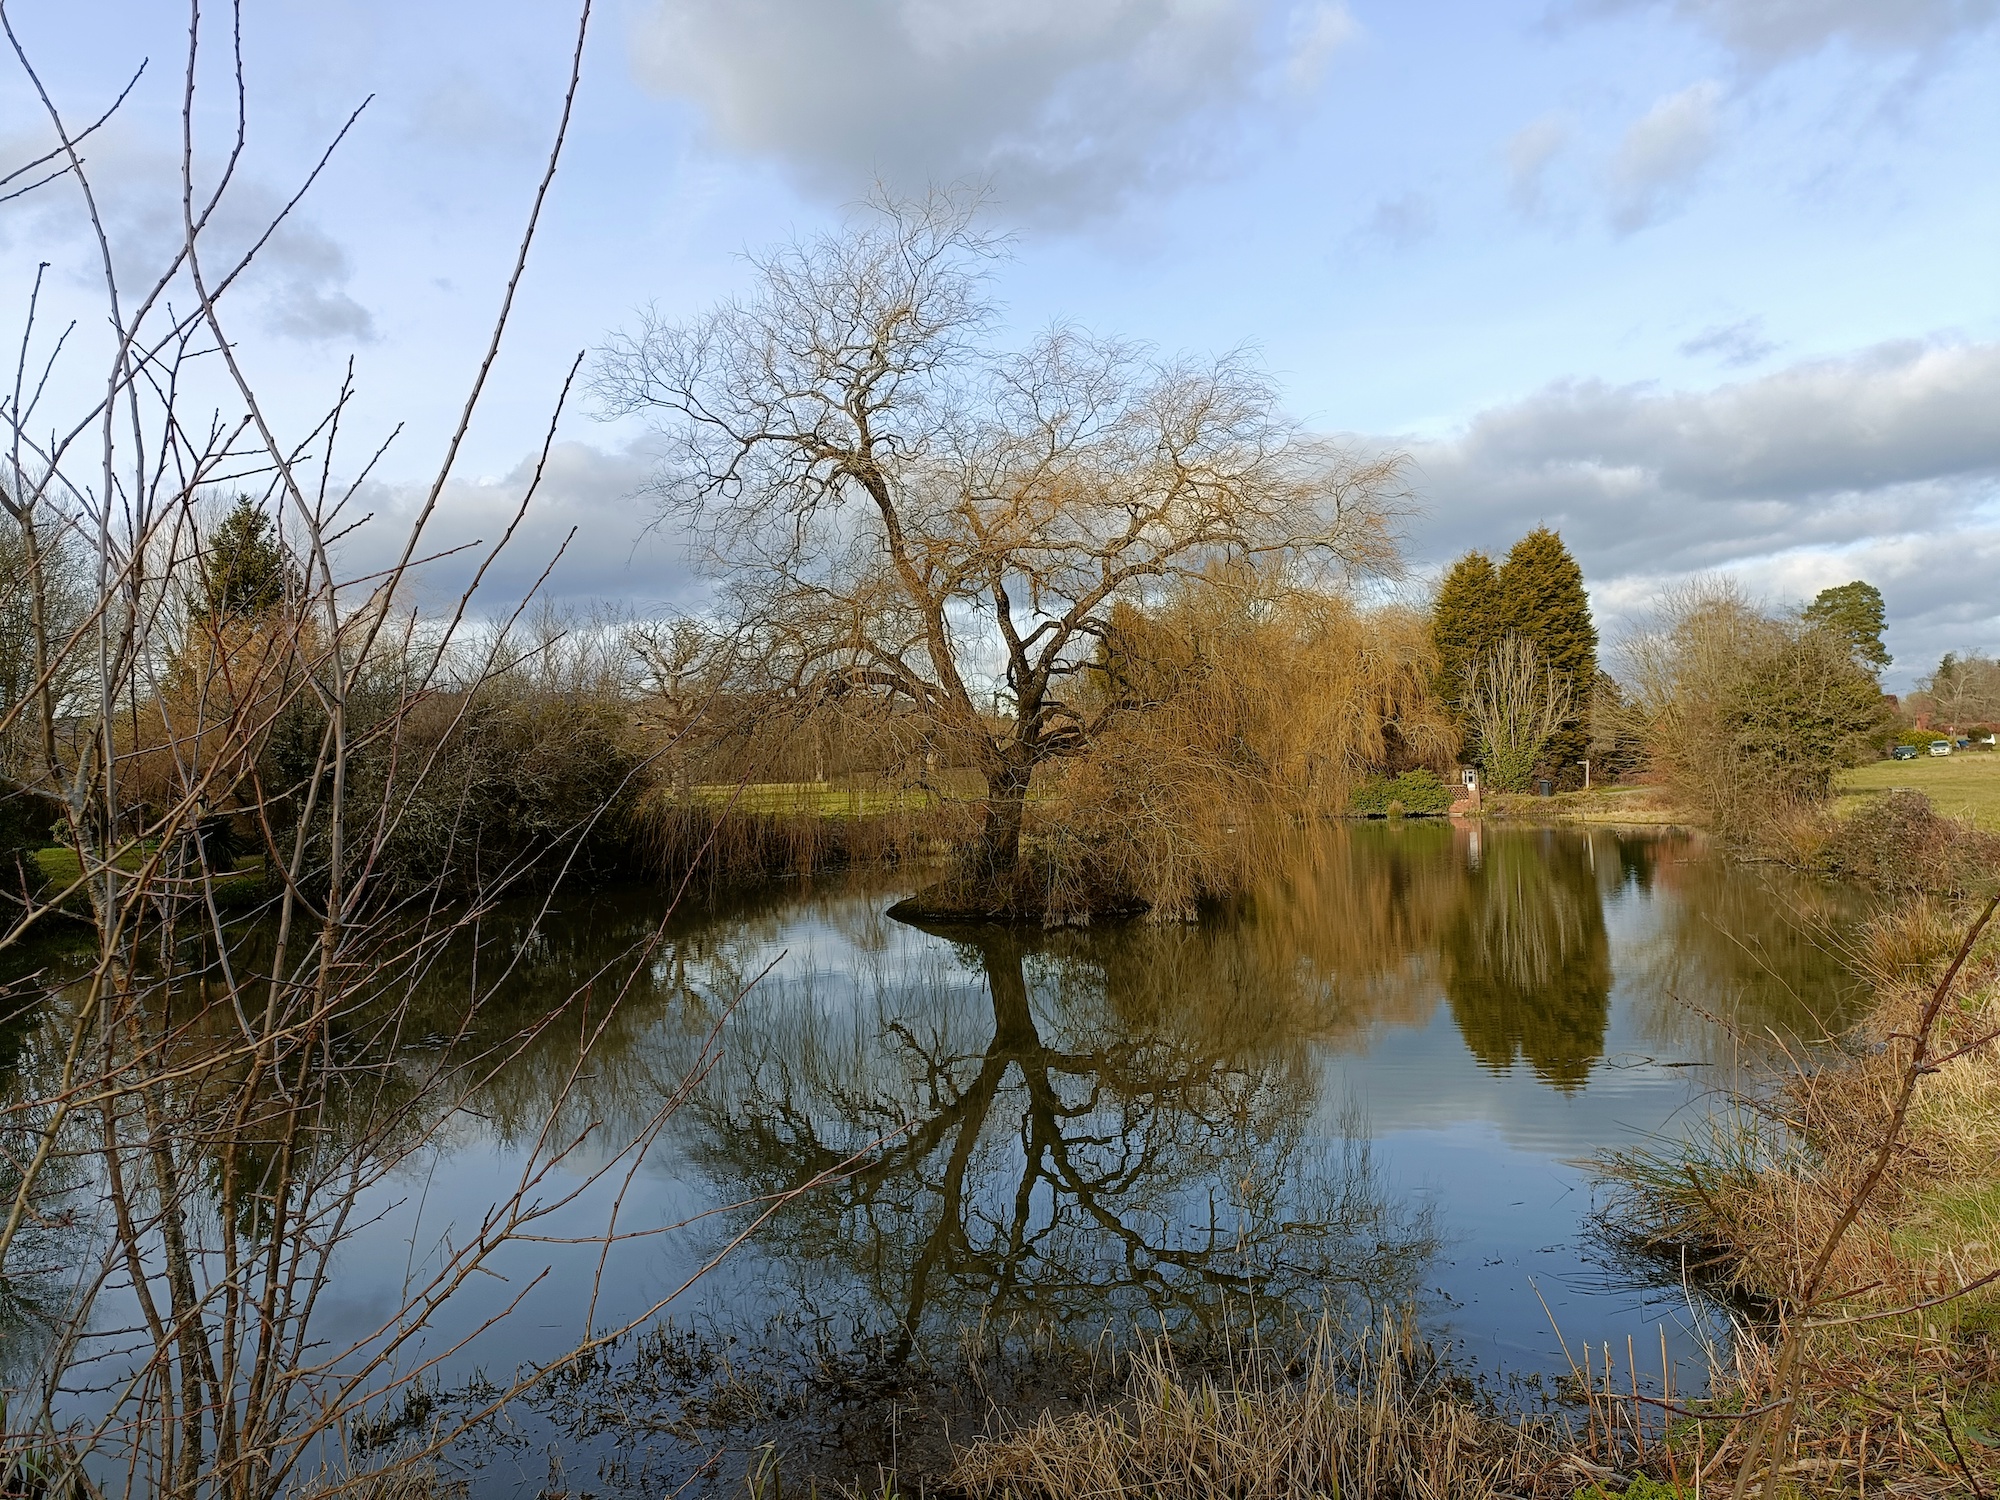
947;1322;1597;1500
1601;890;2000;1495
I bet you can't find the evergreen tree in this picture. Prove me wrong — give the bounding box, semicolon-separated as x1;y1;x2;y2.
1429;550;1506;760
1802;579;1890;672
1495;527;1597;780
195;497;293;623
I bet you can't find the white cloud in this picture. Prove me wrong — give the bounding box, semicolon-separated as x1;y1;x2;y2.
1584;0;1999;70
1606;81;1722;232
1282;1;1360;89
1505;114;1569;216
629;0;1356;223
1396;338;2000;685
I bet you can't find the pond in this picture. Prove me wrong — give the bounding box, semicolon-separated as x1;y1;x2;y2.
11;822;1875;1494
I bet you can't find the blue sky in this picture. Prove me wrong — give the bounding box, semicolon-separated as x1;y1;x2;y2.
4;0;1997;689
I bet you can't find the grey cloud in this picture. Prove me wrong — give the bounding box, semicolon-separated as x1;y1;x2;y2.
1360;192;1436;249
336;441;700;614
1606;81;1721;232
630;0;1356;223
1580;0;1998;70
1678;316;1777;367
1395;339;2000;680
1505;114;1569;216
0;125;374;344
256;220;376;343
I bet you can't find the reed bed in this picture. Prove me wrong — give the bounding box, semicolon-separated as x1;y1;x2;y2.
946;1324;1607;1500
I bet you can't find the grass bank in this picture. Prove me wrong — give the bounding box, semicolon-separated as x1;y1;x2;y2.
1477;748;2000;837
1484;784;1694;826
1837;749;2000;831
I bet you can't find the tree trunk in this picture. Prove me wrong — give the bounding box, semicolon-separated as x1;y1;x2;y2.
886;759;1035;920
974;762;1031;886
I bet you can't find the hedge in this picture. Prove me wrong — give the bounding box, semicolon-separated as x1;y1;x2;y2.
1350;769;1456;816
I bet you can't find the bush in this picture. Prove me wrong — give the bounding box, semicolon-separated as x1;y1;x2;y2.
0;779;53;912
1820;789;2000;897
263;676;655;899
1350;769;1455;816
1890;727;1948;751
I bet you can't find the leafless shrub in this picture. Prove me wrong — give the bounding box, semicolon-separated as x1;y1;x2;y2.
0;8;786;1498
1465;634;1573;794
1819;789;2000;899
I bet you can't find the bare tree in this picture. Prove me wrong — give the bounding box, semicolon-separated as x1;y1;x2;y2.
1466;634;1573;793
1622;579;1885;839
1916;650;2000;729
596;188;1410;915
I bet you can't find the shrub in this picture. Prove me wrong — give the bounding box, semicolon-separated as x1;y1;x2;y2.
1350;769;1455;816
1624;582;1887;843
263;675;655;899
1820;789;2000;897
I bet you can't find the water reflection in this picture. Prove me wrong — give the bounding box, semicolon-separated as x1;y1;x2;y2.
367;822;1872;1365
2;821;1876;1487
1443;829;1611;1091
678;923;1439;1355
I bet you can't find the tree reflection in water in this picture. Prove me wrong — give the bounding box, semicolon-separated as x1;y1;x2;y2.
190;822;1853;1393
678;921;1441;1362
1443;828;1612;1092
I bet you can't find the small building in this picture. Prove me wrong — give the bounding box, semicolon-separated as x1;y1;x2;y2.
1452;765;1481;816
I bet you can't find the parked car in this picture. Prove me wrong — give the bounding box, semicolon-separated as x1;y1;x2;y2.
1891;744;1919;760
1930;740;1954;756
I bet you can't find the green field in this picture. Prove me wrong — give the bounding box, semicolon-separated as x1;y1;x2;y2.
689;781;958;817
1837;750;2000;830
32;845;267;907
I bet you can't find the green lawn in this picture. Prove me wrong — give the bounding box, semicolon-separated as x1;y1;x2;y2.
689;781;962;817
33;845;266;905
1837;750;2000;830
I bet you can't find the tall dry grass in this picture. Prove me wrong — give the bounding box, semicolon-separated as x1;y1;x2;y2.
1601;886;2000;1493
948;1323;1598;1500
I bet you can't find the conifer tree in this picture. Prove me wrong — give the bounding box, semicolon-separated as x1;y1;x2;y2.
1802;579;1890;673
1429;550;1506;760
196;497;294;624
1496;527;1596;779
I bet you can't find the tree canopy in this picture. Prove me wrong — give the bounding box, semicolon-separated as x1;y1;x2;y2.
1802;580;1890;673
1430;527;1597;781
1429;550;1505;760
195;497;295;624
1496;527;1596;775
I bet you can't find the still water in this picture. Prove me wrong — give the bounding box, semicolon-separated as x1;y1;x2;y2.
28;822;1877;1491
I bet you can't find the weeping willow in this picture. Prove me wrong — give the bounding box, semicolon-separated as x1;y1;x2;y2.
1034;568;1458;921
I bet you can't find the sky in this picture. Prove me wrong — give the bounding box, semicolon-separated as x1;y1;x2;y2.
2;0;1996;691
